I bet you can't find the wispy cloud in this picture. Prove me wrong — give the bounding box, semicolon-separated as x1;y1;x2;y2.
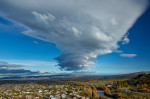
113;50;123;53
0;60;57;67
73;70;100;74
120;54;137;58
33;41;38;44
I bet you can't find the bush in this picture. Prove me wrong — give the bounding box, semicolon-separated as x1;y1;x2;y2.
104;88;110;95
138;88;150;93
100;96;108;99
112;92;122;98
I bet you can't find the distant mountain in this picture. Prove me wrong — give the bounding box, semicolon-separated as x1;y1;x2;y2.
0;71;150;80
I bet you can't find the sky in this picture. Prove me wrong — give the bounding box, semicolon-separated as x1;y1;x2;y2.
0;0;150;77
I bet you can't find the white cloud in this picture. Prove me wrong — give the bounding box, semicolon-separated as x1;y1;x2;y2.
0;0;148;70
120;54;137;58
72;27;81;36
122;32;130;45
122;37;130;44
32;11;55;26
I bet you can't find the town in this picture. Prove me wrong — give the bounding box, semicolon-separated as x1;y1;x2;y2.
0;83;98;99
0;73;150;99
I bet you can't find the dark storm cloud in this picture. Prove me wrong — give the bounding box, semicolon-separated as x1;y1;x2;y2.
0;68;38;74
0;61;23;68
0;61;39;76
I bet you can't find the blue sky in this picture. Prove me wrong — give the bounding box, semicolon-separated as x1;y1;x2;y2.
0;0;150;76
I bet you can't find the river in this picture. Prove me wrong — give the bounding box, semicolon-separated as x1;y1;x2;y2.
97;90;114;99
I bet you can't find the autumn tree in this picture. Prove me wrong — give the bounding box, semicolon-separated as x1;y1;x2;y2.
92;89;99;99
104;87;111;95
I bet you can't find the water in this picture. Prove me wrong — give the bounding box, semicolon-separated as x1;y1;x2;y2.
97;91;105;96
97;91;114;99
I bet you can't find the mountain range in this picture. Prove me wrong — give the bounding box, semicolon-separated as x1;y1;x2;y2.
0;71;150;80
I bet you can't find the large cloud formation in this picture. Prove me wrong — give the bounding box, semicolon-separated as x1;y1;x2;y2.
0;0;148;70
